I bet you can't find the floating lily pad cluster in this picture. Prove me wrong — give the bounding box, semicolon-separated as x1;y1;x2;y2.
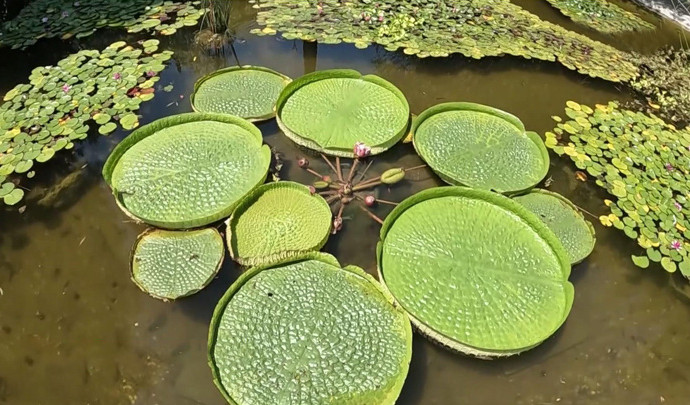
547;101;690;277
0;0;206;50
544;0;654;34
0;40;172;206
250;0;637;82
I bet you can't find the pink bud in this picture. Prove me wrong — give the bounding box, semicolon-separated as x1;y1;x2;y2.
308;186;316;195
297;157;309;168
322;175;332;183
364;195;375;207
332;217;343;234
353;142;371;158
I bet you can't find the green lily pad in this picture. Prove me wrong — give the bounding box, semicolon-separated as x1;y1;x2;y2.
99;122;117;135
377;187;573;357
545;0;654;34
412;102;549;194
131;228;224;301
513;189;596;265
119;113;139;130
227;181;332;266
3;188;24;205
209;252;412;405
103;113;271;229
191;66;291;122
276;69;410;157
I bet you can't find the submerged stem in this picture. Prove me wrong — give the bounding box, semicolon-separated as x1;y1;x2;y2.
335;157;343;181
346;159;360;183
354;160;373;184
359;204;384;225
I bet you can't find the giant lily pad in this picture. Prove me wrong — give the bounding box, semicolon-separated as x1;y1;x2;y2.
412;103;549;194
377;187;573;357
103;113;271;229
191;66;291;122
514;189;596;265
208;252;412;404
227;181;332;266
131;228;224;300
276;69;410;157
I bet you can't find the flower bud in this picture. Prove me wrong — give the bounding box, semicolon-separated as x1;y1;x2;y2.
364;195;375;207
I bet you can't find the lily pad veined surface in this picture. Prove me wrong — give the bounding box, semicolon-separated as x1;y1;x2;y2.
191;66;291;122
208;253;412;405
131;228;224;300
514;189;596;265
276;69;410;157
103;113;271;229
227;181;332;266
377;187;573;357
412;102;549;193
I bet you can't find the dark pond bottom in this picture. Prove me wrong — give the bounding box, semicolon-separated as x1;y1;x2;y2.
1;1;690;404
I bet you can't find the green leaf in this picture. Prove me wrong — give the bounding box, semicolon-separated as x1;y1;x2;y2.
514;189;596;265
104;113;271;229
98;122;117;135
119;113;139;130
631;255;650;269
227;182;332;266
412;103;549;194
276;69;410;157
3;188;24;205
378;187;573;357
192;66;291;122
131;228;224;300
661;257;677;273
209;253;412;405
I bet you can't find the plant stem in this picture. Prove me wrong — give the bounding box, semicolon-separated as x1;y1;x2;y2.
376;198;398;206
335;157;343;181
346;158;359;183
354;160;373;184
353;179;381;192
320;153;339;176
306;168;324;179
404;164;427;172
359;204;384;225
325;195;339;205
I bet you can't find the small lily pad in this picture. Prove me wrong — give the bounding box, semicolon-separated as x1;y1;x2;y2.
3;188;24;205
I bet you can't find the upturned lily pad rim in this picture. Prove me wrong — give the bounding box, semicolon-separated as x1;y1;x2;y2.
225;181;332;266
102;112;270;229
190;65;292;122
130;227;225;301
514;188;597;265
275;69;411;157
412;102;550;195
207;252;413;405
376;186;573;358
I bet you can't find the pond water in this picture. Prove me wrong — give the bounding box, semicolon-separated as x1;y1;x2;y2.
1;1;690;404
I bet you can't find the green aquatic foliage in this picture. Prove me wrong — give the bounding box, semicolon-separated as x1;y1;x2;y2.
377;187;573;357
191;66;291;122
0;0;206;50
514;189;596;265
250;0;638;82
412;102;549;194
131;228;224;300
208;252;412;405
102;113;271;229
629;47;690;125
276;69;410;157
226;181;332;266
546;101;690;278
0;40;172;206
544;0;654;34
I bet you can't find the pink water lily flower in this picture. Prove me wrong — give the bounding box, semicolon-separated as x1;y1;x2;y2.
112;72;122;80
665;163;674;172
675;202;682;211
145;70;156;78
353;142;371;158
61;84;71;93
671;240;682;251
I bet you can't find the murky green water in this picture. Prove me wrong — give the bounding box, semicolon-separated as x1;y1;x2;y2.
1;1;690;404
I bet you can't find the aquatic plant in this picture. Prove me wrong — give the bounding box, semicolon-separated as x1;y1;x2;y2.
547;101;690;277
131;227;224;301
0;40;172;206
377;187;574;357
412;102;549;194
102;113;271;229
276;69;410;157
295;150;427;232
545;0;654;34
191;66;291;122
208;252;412;404
250;0;638;82
514;189;596;265
628;47;690;126
0;0;206;49
226;181;332;266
